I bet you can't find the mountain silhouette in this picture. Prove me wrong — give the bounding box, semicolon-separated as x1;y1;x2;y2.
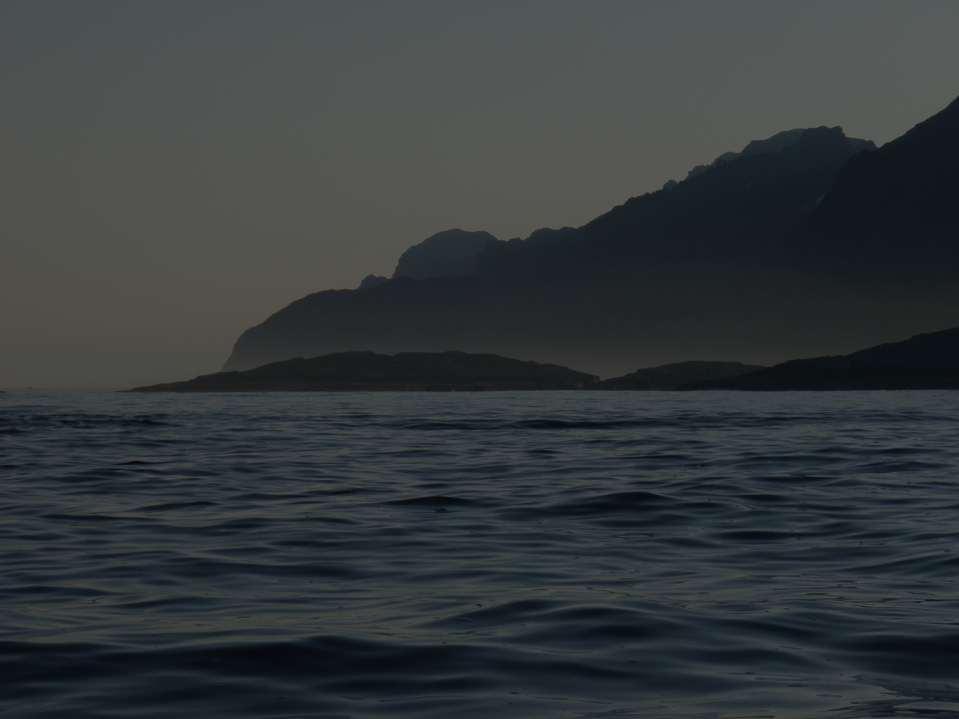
225;97;959;377
804;96;959;271
358;274;389;290
392;229;500;280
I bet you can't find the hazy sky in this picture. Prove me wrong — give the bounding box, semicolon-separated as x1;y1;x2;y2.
2;0;957;388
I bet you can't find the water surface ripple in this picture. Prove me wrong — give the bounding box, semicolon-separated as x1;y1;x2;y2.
3;391;959;717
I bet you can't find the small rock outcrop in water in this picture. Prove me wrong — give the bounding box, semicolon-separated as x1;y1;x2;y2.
130;351;598;392
702;327;959;390
599;361;766;390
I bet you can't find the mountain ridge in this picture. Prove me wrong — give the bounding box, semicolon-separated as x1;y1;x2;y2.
224;96;959;376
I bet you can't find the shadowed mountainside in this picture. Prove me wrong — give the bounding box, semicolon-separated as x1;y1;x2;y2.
225;97;959;376
701;327;959;390
131;351;598;392
599;361;765;390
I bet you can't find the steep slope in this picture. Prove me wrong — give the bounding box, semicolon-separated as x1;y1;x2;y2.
805;96;959;269
706;327;959;390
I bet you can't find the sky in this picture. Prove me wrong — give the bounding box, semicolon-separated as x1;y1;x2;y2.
2;0;958;389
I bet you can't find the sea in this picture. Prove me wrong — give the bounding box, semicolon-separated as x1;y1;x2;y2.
3;390;959;718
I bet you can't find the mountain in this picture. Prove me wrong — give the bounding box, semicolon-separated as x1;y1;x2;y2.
358;274;388;290
703;327;959;390
472;125;874;274
598;361;765;390
687;127;870;180
804;96;959;270
224;98;959;377
392;230;500;280
131;351;597;392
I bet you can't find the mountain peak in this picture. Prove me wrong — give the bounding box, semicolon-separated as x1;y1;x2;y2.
392;229;500;280
357;274;388;290
685;126;874;180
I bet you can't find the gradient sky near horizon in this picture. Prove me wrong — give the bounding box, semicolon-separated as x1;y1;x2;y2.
2;0;958;388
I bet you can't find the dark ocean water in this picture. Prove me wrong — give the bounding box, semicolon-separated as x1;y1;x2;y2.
3;390;959;718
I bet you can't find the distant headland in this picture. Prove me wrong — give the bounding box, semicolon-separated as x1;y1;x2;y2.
696;326;959;391
597;361;765;390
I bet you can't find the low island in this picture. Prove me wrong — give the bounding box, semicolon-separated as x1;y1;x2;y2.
130;351;598;392
129;327;959;393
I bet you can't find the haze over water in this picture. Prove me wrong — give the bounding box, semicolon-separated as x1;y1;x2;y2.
5;390;959;717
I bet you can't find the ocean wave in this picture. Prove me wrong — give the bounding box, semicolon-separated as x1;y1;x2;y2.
3;390;959;717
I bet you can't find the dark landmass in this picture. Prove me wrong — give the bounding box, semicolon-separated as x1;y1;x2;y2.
598;361;766;390
701;327;959;390
129;326;959;392
224;97;959;377
683;127;870;182
357;274;388;290
392;229;500;280
804;95;959;270
130;351;598;392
